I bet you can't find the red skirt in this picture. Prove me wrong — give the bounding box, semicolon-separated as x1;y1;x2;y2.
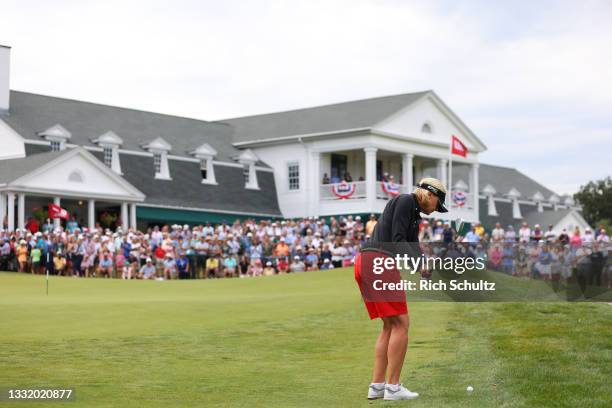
354;251;408;319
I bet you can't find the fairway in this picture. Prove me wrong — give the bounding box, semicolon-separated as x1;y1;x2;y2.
1;270;611;408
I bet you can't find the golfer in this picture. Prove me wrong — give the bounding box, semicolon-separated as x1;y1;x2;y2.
355;177;448;401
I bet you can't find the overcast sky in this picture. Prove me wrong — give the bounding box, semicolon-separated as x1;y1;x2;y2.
2;0;610;195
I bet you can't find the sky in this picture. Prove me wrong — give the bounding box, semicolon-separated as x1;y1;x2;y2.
1;0;610;195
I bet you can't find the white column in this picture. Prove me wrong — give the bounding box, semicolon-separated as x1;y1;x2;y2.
88;199;95;230
311;151;320;217
53;197;61;229
470;163;480;219
364;147;378;210
437;159;448;187
17;193;25;231
0;192;6;231
7;192;15;232
121;202;129;231
130;203;137;230
402;153;414;192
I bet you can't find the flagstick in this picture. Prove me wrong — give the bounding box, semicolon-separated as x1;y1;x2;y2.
46;267;49;295
448;135;453;227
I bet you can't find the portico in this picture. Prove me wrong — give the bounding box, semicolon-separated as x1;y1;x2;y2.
308;134;481;221
0;147;145;232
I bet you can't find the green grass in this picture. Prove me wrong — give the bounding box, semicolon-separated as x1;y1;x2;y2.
0;270;610;407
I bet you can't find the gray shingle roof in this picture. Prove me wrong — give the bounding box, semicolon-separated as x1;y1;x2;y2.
478;199;516;230
452;163;556;199
89;151;282;216
5;91;247;163
478;199;574;231
0;149;69;183
522;208;573;228
16;144;281;216
220;91;430;143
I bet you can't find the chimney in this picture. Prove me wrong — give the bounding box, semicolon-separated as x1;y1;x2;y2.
0;45;10;115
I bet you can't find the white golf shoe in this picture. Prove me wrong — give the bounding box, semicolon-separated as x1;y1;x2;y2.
384;383;419;400
367;383;385;400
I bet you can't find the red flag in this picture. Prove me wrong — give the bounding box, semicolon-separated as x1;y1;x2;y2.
451;135;468;157
48;204;70;220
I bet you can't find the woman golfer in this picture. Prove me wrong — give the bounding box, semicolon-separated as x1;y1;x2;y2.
355;177;447;401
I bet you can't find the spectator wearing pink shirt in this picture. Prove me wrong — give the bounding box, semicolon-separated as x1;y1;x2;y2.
488;245;502;271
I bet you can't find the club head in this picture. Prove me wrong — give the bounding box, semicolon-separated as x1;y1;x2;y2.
455;218;464;234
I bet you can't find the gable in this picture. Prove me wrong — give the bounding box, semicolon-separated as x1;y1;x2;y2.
554;211;591;234
373;94;486;152
0;118;25;160
10;148;144;201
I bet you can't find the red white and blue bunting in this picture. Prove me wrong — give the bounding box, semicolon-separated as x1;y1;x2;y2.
331;182;356;199
381;181;400;197
452;191;466;207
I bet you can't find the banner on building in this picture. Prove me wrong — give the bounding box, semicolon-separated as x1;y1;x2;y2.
381;181;400;197
331;182;356;199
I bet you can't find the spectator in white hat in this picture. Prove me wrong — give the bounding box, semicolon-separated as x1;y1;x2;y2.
289;256;305;272
263;260;276;276
139;258;157;280
582;228;594;246
320;258;334;270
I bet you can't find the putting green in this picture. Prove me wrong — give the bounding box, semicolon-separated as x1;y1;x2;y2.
0;270;610;407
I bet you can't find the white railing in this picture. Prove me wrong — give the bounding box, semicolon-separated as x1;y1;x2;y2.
320;182;476;210
320;181;366;200
376;182;411;199
449;191;474;210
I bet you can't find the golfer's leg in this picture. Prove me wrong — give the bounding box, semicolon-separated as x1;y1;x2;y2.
386;313;409;385
372;318;392;383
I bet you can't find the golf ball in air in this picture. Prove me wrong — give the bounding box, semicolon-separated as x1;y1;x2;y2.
466;386;474;392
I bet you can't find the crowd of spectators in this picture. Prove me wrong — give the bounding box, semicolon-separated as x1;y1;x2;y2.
417;219;611;289
1;215;610;289
1;215;379;280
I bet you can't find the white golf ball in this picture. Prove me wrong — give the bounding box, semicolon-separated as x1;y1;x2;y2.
466;386;474;392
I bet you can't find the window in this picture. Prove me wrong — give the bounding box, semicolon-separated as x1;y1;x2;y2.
153;153;162;174
39;124;70;151
103;147;113;167
330;154;347;183
200;159;208;180
288;162;300;190
421;123;432;133
68;170;83;183
243;165;250;184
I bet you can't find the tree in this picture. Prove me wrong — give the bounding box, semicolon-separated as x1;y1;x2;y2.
574;176;612;227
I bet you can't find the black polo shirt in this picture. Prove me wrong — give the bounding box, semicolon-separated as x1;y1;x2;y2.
369;193;422;244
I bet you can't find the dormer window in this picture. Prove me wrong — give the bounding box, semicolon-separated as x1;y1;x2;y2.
103;147;113;167
532;191;544;213
93;131;124;174
506;187;522;219
200;160;208;179
482;184;497;216
38;124;71;151
421;122;432;133
143;137;172;180
190;143;217;184
236;149;259;190
153;153;162;174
